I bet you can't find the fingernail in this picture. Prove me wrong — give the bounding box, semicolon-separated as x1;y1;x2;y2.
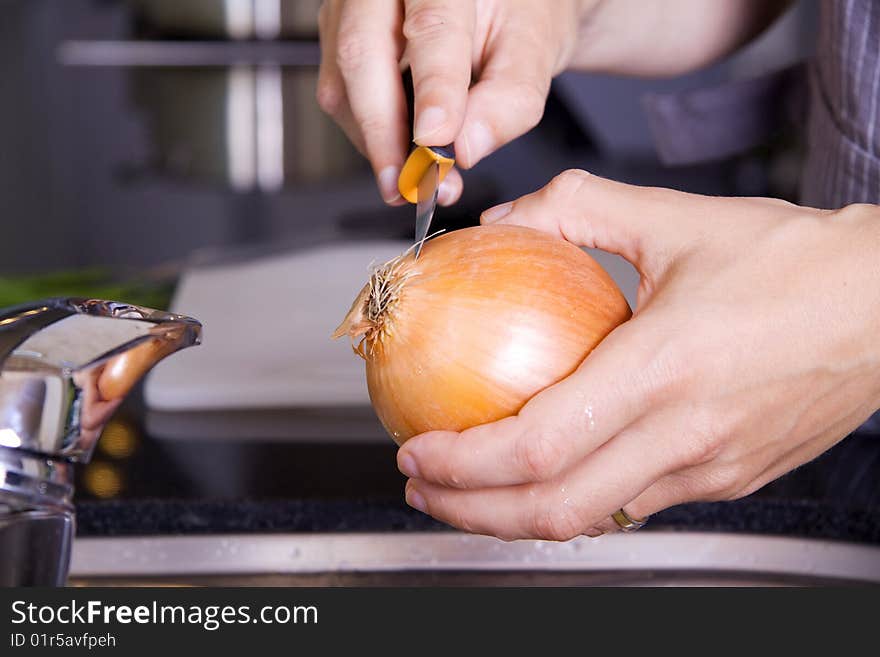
414;106;447;143
437;179;455;206
481;201;513;224
377;166;401;203
406;483;427;513
398;452;420;478
461;121;494;166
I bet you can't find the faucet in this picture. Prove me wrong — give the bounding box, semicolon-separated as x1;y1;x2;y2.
0;298;201;585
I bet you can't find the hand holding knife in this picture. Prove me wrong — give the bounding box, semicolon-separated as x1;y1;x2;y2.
397;68;456;259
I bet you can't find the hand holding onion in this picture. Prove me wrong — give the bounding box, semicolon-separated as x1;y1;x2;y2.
335;224;631;445
388;170;880;541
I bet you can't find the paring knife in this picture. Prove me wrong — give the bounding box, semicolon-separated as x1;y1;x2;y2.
398;144;455;259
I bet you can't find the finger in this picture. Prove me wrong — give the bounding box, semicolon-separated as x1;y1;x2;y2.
454;26;556;168
403;0;475;146
316;86;368;156
406;478;537;541
591;473;691;536
591;413;867;536
317;3;368;152
398;317;665;489
317;1;345;117
335;0;409;202
437;168;463;206
406;421;675;541
595;397;880;536
481;169;725;273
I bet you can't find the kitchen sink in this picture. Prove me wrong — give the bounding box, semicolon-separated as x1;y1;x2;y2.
68;531;880;587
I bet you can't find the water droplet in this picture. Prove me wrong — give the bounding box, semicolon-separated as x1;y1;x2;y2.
584;405;596;430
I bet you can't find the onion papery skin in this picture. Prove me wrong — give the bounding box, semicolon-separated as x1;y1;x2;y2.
336;225;632;445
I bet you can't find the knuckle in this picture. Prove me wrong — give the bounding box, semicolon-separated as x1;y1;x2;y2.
831;202;876;223
546;169;591;203
531;504;583;542
402;7;453;41
661;472;703;505
356;113;389;139
335;28;369;72
679;410;726;467
434;464;465;489
517;432;564;482
511;81;548;129
702;464;750;501
638;335;691;405
315;80;344;116
413;71;459;99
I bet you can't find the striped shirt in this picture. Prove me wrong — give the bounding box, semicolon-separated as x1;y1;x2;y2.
800;0;880;208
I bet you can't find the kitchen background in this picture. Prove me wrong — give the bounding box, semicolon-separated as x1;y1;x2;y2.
1;0;817;275
3;0;880;588
8;0;874;514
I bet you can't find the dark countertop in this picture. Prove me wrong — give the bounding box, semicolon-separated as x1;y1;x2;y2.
75;497;880;544
72;397;880;544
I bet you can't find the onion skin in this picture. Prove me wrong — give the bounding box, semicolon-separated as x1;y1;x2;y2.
335;225;631;445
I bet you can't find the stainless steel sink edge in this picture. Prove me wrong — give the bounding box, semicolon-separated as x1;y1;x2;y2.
69;531;880;584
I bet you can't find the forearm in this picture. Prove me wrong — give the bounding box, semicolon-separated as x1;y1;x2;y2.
570;0;792;77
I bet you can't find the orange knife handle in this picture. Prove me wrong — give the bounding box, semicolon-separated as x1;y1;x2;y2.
398;144;456;204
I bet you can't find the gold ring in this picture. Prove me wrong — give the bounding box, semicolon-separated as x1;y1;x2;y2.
612;508;648;532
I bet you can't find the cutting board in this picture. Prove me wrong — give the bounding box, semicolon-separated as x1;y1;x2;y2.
145;241;408;411
144;241;639;412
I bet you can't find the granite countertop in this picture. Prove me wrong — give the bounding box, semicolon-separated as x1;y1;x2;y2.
75;497;880;544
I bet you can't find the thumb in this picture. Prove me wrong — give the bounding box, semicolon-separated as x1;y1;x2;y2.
480;169;700;274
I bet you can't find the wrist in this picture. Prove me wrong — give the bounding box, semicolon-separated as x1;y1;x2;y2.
551;0;605;75
567;0;622;73
846;204;880;397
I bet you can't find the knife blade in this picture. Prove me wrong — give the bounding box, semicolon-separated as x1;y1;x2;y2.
413;159;439;259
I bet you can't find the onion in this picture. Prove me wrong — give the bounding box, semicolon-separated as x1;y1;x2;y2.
334;225;631;445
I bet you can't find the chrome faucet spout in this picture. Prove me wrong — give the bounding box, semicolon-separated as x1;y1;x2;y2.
0;298;201;585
